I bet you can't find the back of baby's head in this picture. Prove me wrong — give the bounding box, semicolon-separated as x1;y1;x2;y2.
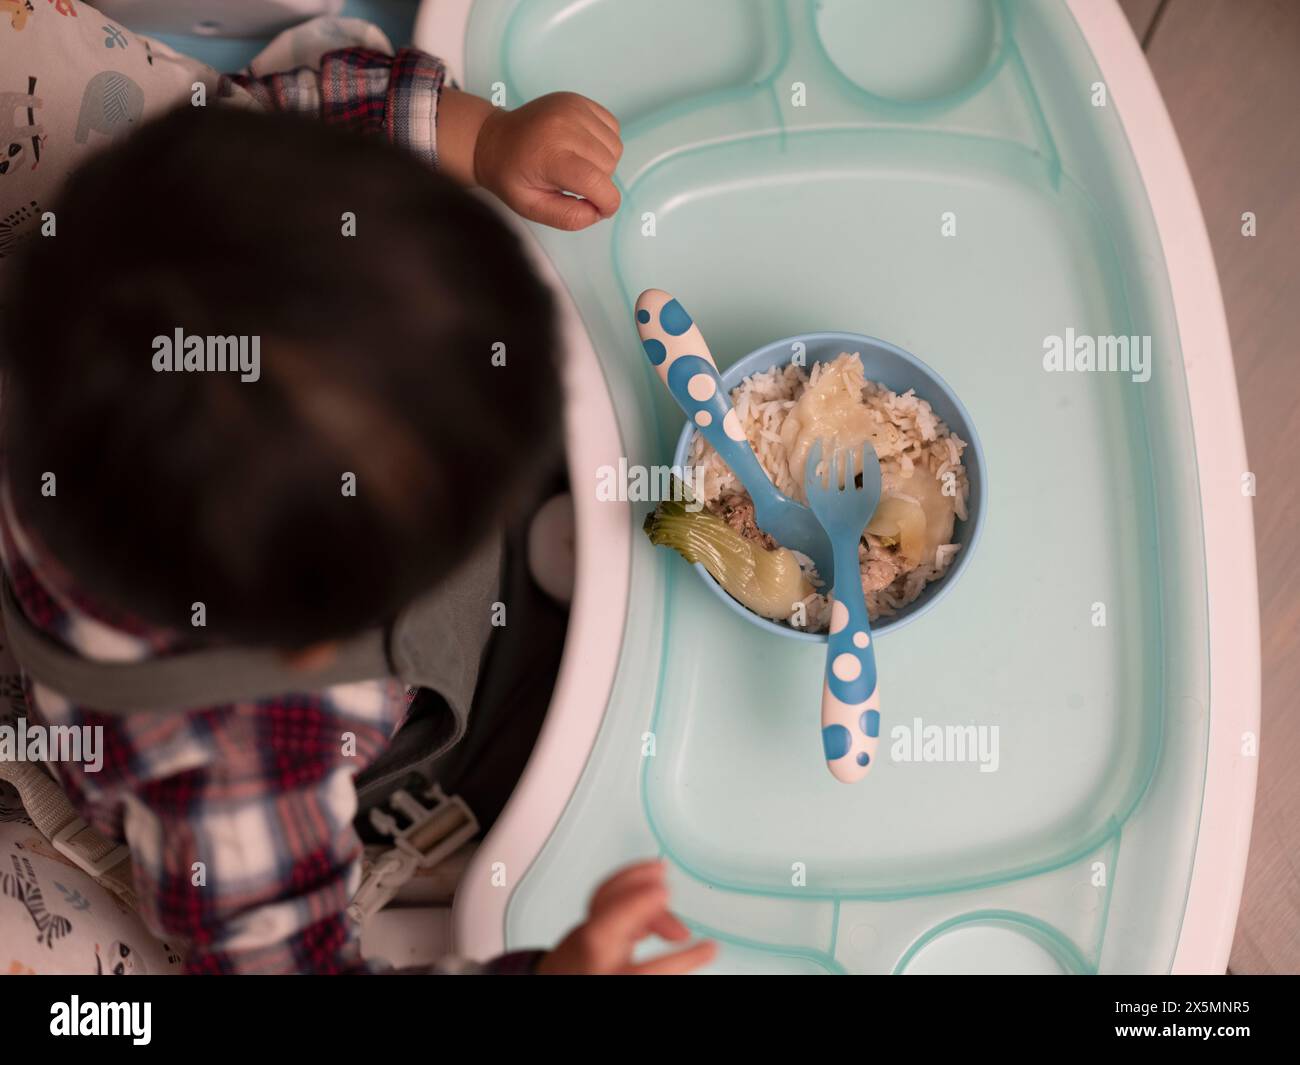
0;104;560;647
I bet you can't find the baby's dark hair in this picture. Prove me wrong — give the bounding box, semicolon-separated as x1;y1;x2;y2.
0;104;560;647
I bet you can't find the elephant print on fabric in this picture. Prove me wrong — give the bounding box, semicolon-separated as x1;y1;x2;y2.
0;77;44;177
74;70;142;144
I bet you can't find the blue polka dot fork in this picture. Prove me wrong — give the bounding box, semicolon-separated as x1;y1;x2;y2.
804;439;883;783
633;289;836;582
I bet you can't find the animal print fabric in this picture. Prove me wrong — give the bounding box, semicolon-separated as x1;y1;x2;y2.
0;620;182;974
0;1;220;269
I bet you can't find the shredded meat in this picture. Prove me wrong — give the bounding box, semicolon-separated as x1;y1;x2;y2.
708;493;779;551
858;535;901;593
704;494;910;604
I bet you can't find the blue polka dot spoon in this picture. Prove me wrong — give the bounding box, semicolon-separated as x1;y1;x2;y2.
804;439;882;783
634;288;835;583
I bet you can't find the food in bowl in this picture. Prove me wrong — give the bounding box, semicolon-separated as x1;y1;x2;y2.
646;352;970;632
643;497;816;620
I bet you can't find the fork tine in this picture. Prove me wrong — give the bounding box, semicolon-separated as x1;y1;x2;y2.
841;446;855;492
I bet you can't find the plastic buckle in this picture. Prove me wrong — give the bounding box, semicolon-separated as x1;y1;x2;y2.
347;786;478;924
51;818;130;879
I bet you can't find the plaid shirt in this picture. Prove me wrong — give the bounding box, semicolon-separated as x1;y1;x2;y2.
219;47;446;167
0;45;538;976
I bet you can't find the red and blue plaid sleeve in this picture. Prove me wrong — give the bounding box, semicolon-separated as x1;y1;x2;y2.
46;685;408;975
1;485;543;974
423;950;543;975
219;47;447;168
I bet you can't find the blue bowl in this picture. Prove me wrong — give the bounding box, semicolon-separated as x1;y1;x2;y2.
671;332;986;642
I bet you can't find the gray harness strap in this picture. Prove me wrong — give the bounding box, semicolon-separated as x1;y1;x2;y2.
0;532;503;774
1;577;389;712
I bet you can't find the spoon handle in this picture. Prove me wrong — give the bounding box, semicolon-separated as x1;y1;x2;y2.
821;538;880;783
634;289;774;494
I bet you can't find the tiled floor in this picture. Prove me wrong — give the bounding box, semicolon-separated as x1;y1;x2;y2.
1120;0;1300;974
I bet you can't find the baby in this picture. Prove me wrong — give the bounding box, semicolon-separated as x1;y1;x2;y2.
0;9;713;975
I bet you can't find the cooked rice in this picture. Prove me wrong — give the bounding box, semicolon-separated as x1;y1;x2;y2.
690;353;970;630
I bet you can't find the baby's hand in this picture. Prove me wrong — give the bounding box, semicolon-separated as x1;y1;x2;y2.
536;859;717;975
474;92;623;231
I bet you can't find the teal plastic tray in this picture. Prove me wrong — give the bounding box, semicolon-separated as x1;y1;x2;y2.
466;0;1211;973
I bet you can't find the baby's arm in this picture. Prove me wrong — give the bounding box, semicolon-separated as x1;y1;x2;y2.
537;859;717;975
221;48;620;231
440;89;621;230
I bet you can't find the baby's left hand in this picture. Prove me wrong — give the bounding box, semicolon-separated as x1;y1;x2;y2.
535;859;716;975
473;92;623;231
